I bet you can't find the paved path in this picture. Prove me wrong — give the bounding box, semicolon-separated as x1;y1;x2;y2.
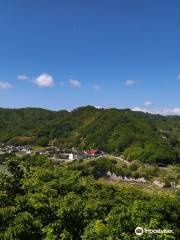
102;154;130;164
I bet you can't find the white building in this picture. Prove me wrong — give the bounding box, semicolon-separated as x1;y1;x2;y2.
69;152;84;161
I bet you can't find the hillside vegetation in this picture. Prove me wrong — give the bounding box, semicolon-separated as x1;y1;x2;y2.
0;154;179;239
1;106;180;165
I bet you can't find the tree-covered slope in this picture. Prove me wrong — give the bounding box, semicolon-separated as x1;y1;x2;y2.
0;155;179;239
1;106;180;165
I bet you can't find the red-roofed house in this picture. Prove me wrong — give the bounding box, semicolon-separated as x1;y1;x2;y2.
84;149;102;156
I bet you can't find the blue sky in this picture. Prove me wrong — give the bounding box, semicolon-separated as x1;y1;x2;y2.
0;0;180;114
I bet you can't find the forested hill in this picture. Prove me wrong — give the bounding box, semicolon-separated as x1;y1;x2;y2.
1;106;180;165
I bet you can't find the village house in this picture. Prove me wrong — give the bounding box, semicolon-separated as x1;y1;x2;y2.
16;146;32;154
69;152;85;161
84;149;102;157
1;145;32;155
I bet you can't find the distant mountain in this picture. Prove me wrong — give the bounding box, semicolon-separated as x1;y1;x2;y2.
1;105;180;165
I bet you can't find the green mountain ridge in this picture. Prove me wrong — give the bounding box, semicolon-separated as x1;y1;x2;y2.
1;105;180;165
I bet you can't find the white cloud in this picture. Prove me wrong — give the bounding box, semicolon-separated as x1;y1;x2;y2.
69;79;81;87
124;80;137;86
132;106;180;116
132;107;148;112
17;74;29;80
0;81;13;89
173;108;180;115
93;84;100;91
177;75;180;80
144;100;152;106
160;108;180;115
95;106;102;109
34;73;54;87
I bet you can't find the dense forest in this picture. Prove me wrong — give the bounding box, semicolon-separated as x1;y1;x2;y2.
1;106;180;165
1;107;180;239
0;154;179;239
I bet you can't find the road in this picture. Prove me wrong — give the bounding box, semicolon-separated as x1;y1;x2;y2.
102;154;130;164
